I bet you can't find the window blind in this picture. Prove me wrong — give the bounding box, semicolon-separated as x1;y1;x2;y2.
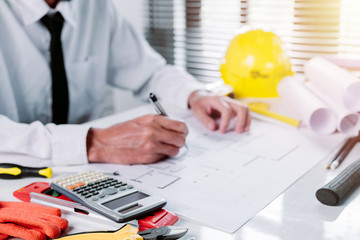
143;0;360;83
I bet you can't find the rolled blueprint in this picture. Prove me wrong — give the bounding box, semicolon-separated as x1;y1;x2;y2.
277;76;337;135
306;82;360;136
304;57;360;112
324;57;360;70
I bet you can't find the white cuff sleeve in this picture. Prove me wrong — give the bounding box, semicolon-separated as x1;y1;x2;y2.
0;115;90;167
46;124;90;166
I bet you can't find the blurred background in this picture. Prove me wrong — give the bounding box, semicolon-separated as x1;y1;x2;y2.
108;0;360;114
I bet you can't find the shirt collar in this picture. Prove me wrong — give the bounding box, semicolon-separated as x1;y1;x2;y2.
10;0;76;28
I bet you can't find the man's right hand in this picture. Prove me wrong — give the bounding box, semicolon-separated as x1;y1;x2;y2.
86;114;188;165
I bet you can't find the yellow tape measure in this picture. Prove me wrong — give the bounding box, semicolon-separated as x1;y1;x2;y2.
247;102;300;127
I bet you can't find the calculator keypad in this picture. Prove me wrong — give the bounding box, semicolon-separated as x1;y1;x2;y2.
52;171;134;200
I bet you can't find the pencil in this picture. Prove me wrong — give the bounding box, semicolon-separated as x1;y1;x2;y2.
327;137;357;169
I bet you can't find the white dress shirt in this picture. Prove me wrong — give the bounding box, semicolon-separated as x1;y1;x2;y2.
0;0;204;166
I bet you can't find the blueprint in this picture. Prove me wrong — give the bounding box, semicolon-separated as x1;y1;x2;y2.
83;105;341;233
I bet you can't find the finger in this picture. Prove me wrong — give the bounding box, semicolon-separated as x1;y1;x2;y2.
158;143;181;157
245;108;251;132
233;106;247;133
218;107;233;133
109;149;165;165
193;108;218;131
143;141;180;157
131;152;166;164
206;99;232;133
157;128;187;148
229;102;249;133
155;115;189;135
143;153;167;164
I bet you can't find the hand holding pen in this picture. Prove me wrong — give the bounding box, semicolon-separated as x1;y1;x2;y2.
149;93;188;150
87;95;188;165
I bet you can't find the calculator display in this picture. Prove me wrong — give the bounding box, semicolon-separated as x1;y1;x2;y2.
102;192;149;210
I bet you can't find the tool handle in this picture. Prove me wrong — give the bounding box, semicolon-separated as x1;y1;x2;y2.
316;159;360;206
0;163;52;179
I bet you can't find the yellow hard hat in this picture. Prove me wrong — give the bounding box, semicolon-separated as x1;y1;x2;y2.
220;29;293;98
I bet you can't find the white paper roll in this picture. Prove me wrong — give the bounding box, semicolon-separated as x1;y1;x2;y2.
304;57;360;112
277;76;337;135
306;82;360;136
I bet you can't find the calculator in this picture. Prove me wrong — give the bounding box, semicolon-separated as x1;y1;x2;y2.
50;170;167;222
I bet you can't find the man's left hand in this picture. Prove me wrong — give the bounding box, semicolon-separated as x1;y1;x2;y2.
188;90;251;133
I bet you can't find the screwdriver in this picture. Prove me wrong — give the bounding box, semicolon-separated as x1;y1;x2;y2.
0;163;52;179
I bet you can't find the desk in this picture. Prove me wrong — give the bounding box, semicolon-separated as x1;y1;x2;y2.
1;105;360;240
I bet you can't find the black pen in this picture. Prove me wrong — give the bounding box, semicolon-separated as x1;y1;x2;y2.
149;92;168;117
148;92;188;150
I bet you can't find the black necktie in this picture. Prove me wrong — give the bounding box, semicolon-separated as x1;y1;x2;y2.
41;12;69;124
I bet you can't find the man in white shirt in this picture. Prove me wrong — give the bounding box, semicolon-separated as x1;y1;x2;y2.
0;0;251;166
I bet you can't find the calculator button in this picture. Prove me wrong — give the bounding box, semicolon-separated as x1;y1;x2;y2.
91;196;100;201
114;184;122;188
72;183;85;189
101;187;118;195
127;185;134;189
67;185;76;190
119;187;127;191
75;182;85;187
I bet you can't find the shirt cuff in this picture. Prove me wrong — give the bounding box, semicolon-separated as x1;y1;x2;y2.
176;78;206;110
46;124;90;166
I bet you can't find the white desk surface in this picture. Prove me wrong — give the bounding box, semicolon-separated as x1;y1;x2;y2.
1;105;360;240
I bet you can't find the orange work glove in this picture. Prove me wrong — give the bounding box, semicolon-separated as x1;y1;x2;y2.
0;201;68;240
